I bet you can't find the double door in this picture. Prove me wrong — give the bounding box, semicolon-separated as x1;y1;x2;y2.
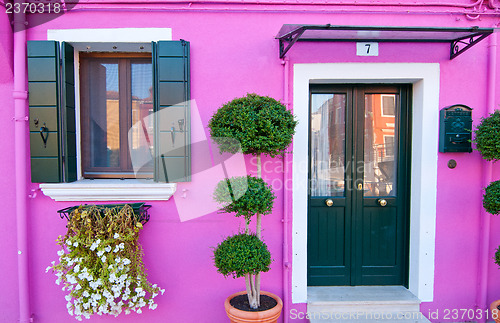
307;85;411;286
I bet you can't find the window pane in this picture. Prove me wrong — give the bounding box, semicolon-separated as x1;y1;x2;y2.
364;94;397;196
130;62;154;171
310;93;346;197
88;60;120;168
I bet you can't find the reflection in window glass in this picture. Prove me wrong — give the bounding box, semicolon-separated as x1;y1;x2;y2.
130;63;154;171
364;94;398;197
88;61;120;168
310;93;346;197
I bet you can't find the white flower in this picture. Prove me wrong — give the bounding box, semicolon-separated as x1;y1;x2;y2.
65;294;72;301
57;250;64;257
122;258;131;266
73;241;79;248
91;293;101;301
82;291;90;298
113;233;120;239
73;264;80;273
149;303;158;310
97;250;104;257
101;255;106;263
45;266;52;273
119;243;125;250
75;284;82;291
105;246;111;253
66;275;77;285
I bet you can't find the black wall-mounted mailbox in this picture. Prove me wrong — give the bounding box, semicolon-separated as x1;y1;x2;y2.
439;104;473;153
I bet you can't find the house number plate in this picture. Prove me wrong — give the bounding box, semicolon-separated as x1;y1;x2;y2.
356;42;379;56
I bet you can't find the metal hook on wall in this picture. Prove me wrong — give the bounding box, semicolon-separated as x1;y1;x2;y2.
39;123;48;148
170;126;176;146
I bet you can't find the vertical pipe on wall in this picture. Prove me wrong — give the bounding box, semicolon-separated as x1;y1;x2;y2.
477;27;497;323
282;57;290;323
12;5;31;323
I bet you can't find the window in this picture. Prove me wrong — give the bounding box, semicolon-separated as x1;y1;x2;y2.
384;135;395;157
27;40;191;184
79;53;153;179
381;94;396;116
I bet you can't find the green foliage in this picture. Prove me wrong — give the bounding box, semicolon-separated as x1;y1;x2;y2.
473;110;500;161
208;93;297;157
494;245;500;267
213;233;271;279
213;175;275;222
483;180;500;215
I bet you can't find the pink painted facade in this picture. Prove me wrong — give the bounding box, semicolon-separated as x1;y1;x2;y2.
1;1;500;322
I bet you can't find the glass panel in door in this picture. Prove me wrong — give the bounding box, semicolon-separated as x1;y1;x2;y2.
363;94;398;197
310;93;346;197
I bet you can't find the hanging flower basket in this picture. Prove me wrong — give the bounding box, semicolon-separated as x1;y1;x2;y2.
46;204;164;321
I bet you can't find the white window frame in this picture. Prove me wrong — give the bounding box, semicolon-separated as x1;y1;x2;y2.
292;63;439;303
39;28;177;201
381;94;396;117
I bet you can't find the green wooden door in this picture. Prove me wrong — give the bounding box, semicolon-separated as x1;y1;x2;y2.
307;85;411;286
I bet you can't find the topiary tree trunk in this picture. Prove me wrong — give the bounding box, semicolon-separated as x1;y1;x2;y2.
240;154;263;309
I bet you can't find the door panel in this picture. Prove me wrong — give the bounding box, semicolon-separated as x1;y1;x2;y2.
308;85;410;286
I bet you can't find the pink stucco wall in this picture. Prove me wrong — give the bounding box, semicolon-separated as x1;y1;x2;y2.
1;2;500;323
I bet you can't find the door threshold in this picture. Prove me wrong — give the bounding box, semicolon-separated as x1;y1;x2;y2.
307;286;430;322
308;286;419;304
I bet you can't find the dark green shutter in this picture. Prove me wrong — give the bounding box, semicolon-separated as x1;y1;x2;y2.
61;42;77;182
153;40;191;182
28;41;76;183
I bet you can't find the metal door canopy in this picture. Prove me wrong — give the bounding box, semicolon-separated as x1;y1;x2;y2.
276;24;494;59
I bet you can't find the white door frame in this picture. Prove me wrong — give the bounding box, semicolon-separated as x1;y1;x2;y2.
291;63;440;303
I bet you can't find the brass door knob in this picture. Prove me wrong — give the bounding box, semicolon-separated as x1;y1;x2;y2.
378;199;388;207
325;199;334;207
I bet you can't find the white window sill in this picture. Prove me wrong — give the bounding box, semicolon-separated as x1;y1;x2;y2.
40;179;177;202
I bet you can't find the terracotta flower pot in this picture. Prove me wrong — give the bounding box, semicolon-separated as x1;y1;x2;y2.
224;291;283;323
491;300;500;323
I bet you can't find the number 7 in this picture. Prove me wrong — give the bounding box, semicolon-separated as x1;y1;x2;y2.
365;44;371;54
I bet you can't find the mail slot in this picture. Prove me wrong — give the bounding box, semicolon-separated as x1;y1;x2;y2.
439;104;473;153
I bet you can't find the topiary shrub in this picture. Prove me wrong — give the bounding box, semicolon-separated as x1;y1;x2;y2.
209;93;296;311
484;180;500;215
213;233;271;279
208;93;297;157
473;110;500;161
494;245;500;267
213;175;275;223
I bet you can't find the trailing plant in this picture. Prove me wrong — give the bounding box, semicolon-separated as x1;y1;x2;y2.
46;205;164;321
213;175;275;224
473;110;500;161
484;180;500;215
208;93;297;157
209;93;297;310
